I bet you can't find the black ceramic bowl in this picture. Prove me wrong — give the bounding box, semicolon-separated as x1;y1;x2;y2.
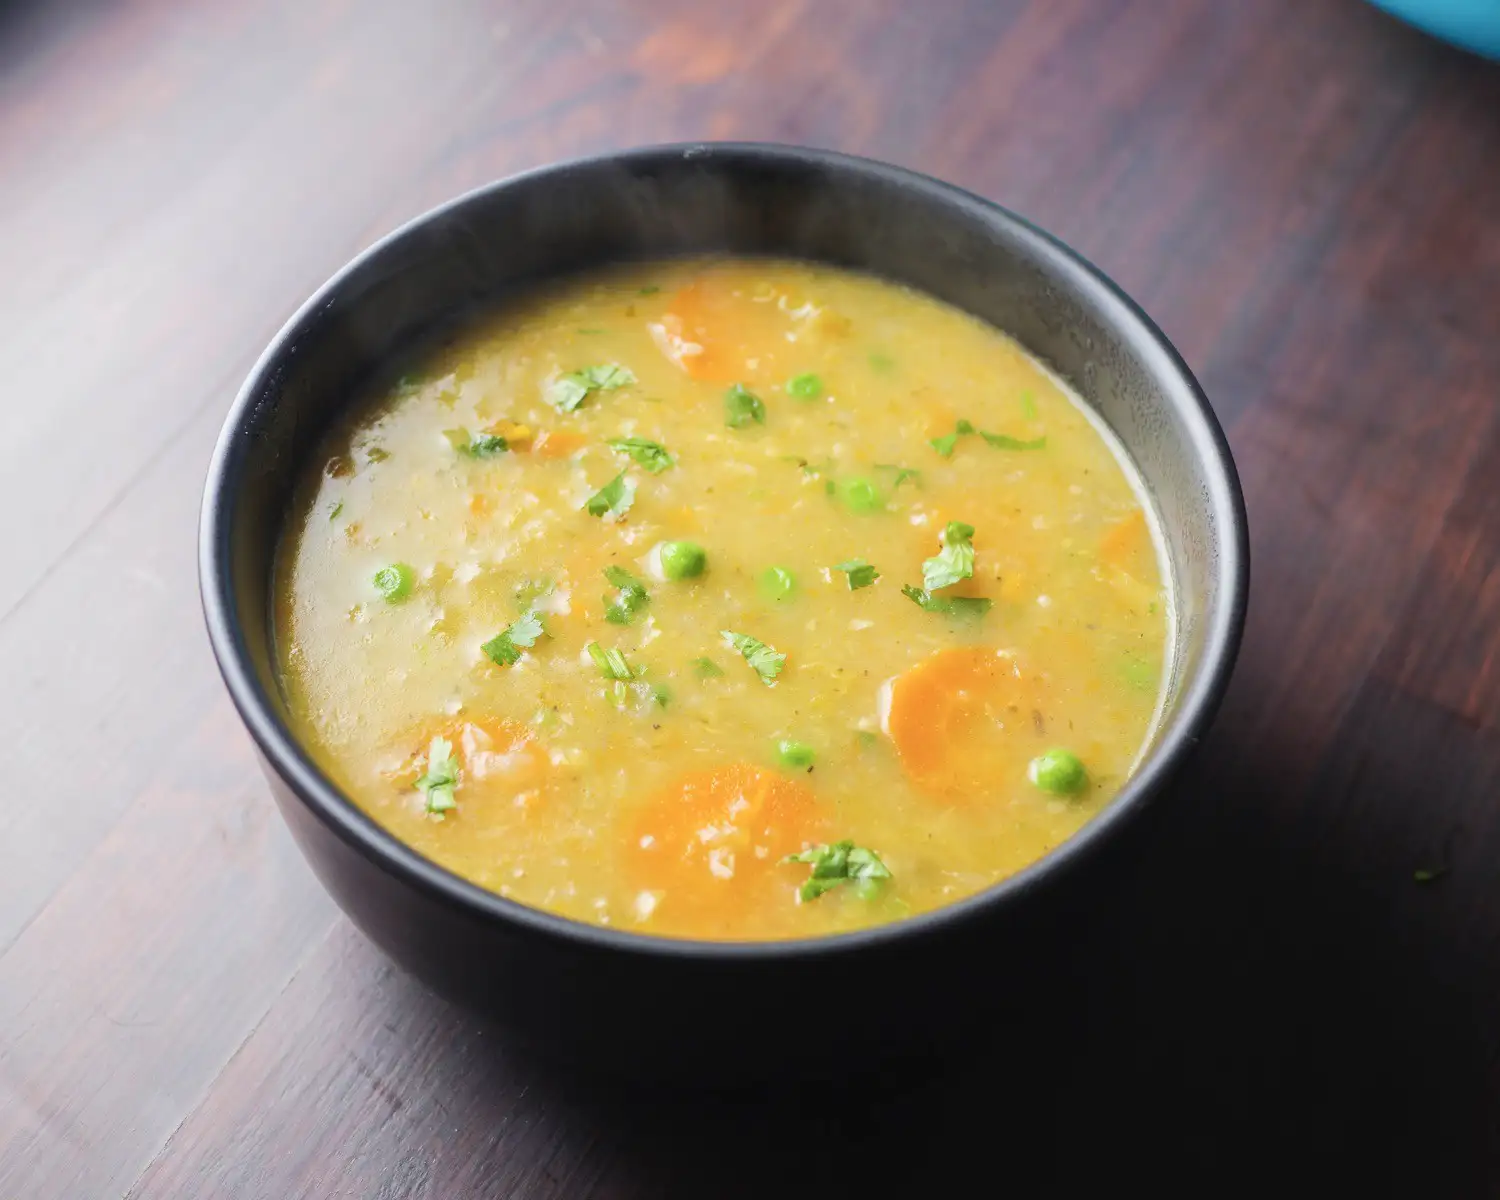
201;144;1247;1080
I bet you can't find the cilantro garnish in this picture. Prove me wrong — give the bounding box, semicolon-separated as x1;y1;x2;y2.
782;840;892;902
901;585;992;618
444;428;508;457
547;363;636;413
481;610;545;667
584;471;636;520
922;521;976;591
603;565;650;625
724;383;766;429
607;437;675;474
833;559;880;590
721;630;785;685
931;419;1045;457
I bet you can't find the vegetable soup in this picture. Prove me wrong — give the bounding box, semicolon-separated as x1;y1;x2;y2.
273;259;1169;941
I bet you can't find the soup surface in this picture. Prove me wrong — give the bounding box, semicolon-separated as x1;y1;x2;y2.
274;259;1168;940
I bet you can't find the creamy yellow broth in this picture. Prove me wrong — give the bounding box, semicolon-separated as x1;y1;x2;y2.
274;259;1168;940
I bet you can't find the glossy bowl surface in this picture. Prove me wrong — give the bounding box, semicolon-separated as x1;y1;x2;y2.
200;144;1248;1079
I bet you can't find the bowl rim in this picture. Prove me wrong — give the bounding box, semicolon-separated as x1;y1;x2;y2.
199;141;1249;963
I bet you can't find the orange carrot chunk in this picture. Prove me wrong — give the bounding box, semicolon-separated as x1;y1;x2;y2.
624;763;825;936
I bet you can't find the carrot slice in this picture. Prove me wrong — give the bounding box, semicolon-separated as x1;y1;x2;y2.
653;270;790;385
623;763;825;936
532;429;588;459
885;647;1044;799
1099;510;1152;579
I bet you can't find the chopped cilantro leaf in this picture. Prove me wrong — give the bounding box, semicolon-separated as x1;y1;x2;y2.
584;471;636;520
980;431;1047;451
482;610;545;667
930;419;1042;458
782;840;892;902
724;383;765;428
586;641;635;681
834;559;880;590
607;436;675;474
603;565;650;626
721;630;785;685
547;363;636;413
874;463;921;488
694;656;725;679
443;428;509;457
638;285;661;295
327;501;343;521
901;585;992;618
415;735;459;815
922;522;976;591
1019;390;1038;421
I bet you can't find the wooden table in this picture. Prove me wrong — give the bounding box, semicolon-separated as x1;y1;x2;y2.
3;0;1498;1193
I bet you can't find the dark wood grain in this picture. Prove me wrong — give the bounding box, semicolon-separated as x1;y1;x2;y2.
2;0;1498;1194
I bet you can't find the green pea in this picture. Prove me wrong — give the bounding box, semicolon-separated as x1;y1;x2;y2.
373;563;415;602
786;372;823;400
1028;748;1088;796
775;739;816;770
659;540;707;580
840;476;884;514
759;566;797;601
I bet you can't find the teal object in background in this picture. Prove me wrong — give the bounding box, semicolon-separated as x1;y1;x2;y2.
1366;0;1500;58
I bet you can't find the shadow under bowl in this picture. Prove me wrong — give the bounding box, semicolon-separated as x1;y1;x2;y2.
199;143;1248;1082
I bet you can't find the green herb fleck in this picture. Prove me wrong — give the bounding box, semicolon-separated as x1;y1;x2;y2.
638;285;661;296
782;840;892;902
834;559;880;590
415;736;459;816
1019;390;1038;421
547;363;636;413
444;428;508;457
373;563;415;602
901;585;991;618
922;522;976;591
364;446;390;464
693;656;725;679
1414;867;1448;884
867;352;895;374
584;471;636;520
786;373;823;400
577;327;607;335
586;642;635;682
721;630;785;685
607;436;675;474
980;431;1047;451
327;501;344;521
874;463;921;489
603;566;650;626
725;383;766;429
482;610;545;667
